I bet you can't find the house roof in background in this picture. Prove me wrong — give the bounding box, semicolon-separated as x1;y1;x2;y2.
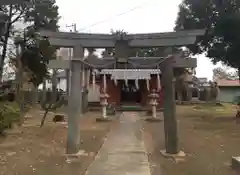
198;77;208;83
217;80;240;87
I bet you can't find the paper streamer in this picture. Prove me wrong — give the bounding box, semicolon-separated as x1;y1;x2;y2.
103;74;107;92
82;70;85;87
92;70;96;90
146;79;150;91
114;77;118;86
125;79;128;87
86;70;90;89
157;74;161;91
135;79;139;90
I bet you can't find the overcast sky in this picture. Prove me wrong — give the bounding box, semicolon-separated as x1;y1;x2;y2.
55;0;219;80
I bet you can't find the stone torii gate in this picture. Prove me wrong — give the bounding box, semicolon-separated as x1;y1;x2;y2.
40;29;204;155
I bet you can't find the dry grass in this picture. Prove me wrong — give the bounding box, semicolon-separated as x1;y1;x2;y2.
143;103;240;175
0;110;116;175
1;103;239;175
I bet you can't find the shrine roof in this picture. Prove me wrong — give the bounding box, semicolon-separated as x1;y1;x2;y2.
47;56;196;69
84;56;116;68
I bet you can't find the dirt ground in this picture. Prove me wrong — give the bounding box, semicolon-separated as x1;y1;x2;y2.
0;109;116;175
2;104;240;175
142;104;240;175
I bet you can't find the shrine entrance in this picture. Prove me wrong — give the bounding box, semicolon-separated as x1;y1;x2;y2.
120;80;141;103
40;28;204;155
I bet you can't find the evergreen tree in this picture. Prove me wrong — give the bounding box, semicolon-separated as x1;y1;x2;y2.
175;0;240;78
19;0;59;86
0;0;59;86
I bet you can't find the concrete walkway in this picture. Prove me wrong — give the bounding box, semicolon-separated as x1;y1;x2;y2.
85;112;151;175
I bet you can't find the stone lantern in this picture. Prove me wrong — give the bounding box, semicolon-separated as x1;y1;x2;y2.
146;89;161;121
99;89;110;119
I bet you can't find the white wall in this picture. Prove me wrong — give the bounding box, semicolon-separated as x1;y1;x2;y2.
88;84;100;102
38;79;66;91
38;79;101;102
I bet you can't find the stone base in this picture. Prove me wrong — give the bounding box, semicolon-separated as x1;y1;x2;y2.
65;150;87;163
53;114;65;123
232;156;240;170
160;150;186;163
145;118;162;122
95;117;112;122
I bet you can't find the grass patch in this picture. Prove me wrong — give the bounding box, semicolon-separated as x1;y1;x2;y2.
0;102;20;135
176;103;237;124
144;104;240;175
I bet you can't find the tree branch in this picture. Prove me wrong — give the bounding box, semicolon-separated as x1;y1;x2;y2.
10;8;26;25
0;36;4;43
11;8;18;16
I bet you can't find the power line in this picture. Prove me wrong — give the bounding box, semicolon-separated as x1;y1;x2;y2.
77;1;152;32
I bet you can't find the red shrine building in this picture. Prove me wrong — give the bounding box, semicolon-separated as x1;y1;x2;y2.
85;57;165;108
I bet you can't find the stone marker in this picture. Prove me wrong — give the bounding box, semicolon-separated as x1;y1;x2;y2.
232;156;240;170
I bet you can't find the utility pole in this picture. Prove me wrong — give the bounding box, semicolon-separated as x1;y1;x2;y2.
66;23;77;32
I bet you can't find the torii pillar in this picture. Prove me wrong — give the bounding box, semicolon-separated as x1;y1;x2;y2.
66;45;84;154
160;48;179;155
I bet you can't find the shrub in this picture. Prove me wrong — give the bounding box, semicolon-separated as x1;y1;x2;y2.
233;96;240;105
0;91;15;102
0;102;20;135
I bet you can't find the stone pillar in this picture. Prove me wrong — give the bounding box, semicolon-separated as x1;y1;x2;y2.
67;47;72;96
115;40;130;68
66;69;70;95
42;78;47;103
52;69;57;103
32;86;38;105
66;45;84;154
188;83;193;101
84;69;89;111
15;44;25;125
160;52;179;154
65;69;70;107
82;68;88;113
